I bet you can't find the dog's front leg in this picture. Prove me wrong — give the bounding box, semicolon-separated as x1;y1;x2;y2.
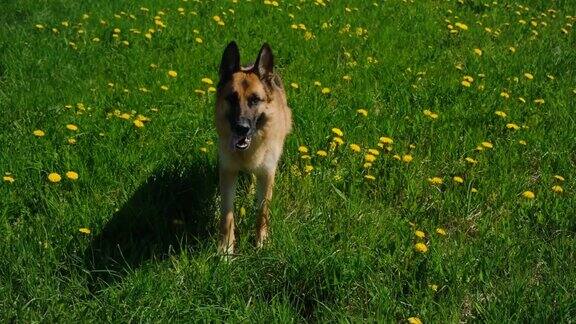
218;167;238;256
255;169;276;248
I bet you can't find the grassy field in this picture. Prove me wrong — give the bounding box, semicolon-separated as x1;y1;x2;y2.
1;0;575;321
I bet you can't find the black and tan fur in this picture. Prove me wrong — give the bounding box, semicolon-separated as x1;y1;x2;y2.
215;41;292;255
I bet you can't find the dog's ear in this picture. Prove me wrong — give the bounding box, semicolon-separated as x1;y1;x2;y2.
219;41;240;83
254;43;274;79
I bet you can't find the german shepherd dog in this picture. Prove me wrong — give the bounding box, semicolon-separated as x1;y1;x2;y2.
215;41;292;255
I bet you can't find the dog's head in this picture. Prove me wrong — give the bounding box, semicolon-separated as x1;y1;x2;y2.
216;41;277;151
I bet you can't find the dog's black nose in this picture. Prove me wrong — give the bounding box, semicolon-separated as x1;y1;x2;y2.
235;120;251;136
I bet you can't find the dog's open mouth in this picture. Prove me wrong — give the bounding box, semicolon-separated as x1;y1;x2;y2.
231;134;251;150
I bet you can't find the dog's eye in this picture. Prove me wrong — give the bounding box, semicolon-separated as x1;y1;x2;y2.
248;95;261;107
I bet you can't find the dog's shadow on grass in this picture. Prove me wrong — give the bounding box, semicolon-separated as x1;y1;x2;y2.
84;158;218;291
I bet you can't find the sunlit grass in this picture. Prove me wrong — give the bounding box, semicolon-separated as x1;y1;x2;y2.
1;0;575;322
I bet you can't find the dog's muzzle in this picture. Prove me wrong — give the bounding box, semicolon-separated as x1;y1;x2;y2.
230;118;253;151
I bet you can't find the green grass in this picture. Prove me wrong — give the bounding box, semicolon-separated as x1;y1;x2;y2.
1;0;575;321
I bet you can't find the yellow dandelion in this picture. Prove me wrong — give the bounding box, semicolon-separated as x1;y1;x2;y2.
119;113;131;120
474;48;483;56
471;187;478;193
365;154;376;162
524;73;534;80
500;91;510;99
554;175;565;182
518;140;527;145
350;144;361;152
304;165;314;173
208;86;216;92
453;176;464;184
534;98;545;105
522;191;535;199
367;149;379;156
333;137;344;145
415;230;425;238
552;185;563;193
495;111;507;118
423;109;438;119
364;174;376;181
428;177;443;185
342;75;352;81
290;83;299;89
160;85;169;91
380;137;394;144
316;150;328;157
168;70;178;78
3;175;15;183
133;120;144;128
407;317;422;324
356;109;368;117
321;87;331;94
402;155;413;163
481;141;493;149
33;129;45;137
201;78;213;85
68;138;76;145
465;157;478;164
430;284;439;292
414;243;428;253
461;80;471;87
363;162;372;168
331;128;344;137
66;124;78;131
506;123;520;130
66;171;79;180
392;154;401;160
79;228;91;234
436;228;447;236
298;146;309;154
136;115;151;122
48;173;62;183
195;37;203;43
455;22;468;30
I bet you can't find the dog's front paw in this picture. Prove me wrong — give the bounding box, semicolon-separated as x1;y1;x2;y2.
218;239;235;257
255;229;268;249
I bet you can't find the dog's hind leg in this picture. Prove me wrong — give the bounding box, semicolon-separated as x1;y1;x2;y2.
218;167;238;256
255;169;275;248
